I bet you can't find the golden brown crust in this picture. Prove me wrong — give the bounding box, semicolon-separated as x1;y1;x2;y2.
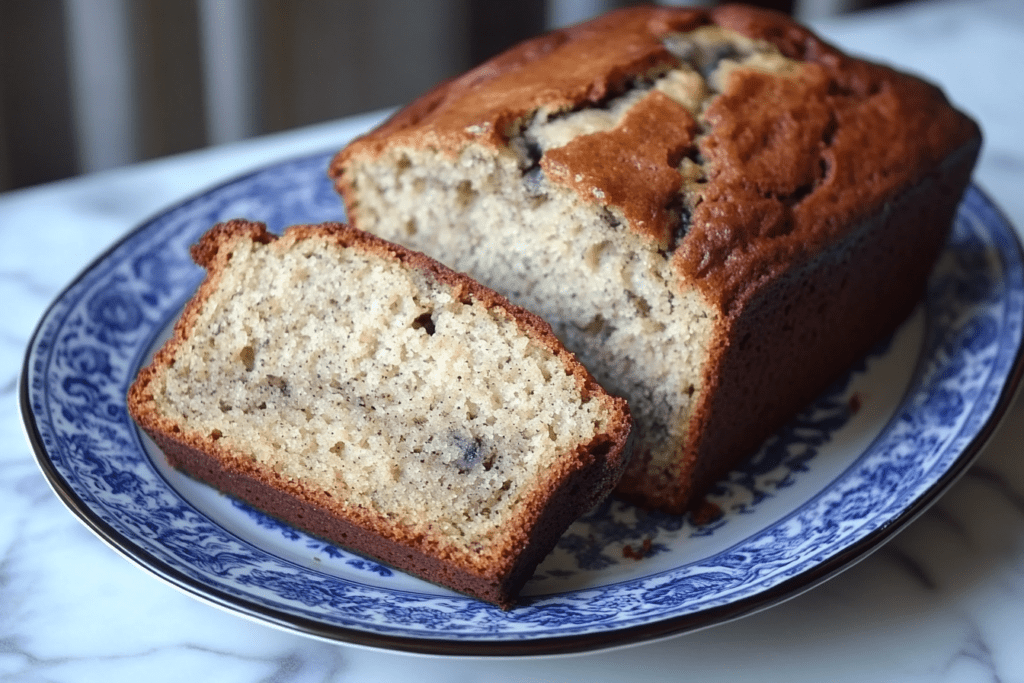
541;89;701;245
328;7;706;162
127;219;633;607
331;4;981;311
677;28;981;312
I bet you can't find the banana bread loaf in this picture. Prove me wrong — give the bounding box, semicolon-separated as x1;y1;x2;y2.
329;4;981;512
127;219;632;608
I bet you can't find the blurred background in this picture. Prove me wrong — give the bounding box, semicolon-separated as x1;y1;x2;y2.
0;0;904;193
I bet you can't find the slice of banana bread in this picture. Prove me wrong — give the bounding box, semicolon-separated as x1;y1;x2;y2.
127;219;632;608
329;5;981;512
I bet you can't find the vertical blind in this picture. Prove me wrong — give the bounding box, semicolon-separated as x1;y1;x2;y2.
0;0;866;192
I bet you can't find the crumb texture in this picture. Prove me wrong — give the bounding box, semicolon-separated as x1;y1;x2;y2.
144;228;612;556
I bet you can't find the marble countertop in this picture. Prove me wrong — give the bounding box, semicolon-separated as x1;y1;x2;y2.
3;0;1023;680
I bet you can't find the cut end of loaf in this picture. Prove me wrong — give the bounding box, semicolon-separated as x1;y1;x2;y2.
128;219;632;606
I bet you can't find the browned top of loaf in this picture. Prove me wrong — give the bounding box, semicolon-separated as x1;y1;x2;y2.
331;4;981;311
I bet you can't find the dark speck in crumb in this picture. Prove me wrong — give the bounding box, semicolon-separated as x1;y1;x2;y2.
412;311;436;335
452;434;486;473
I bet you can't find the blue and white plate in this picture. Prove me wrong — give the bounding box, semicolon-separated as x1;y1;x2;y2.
21;151;1024;657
